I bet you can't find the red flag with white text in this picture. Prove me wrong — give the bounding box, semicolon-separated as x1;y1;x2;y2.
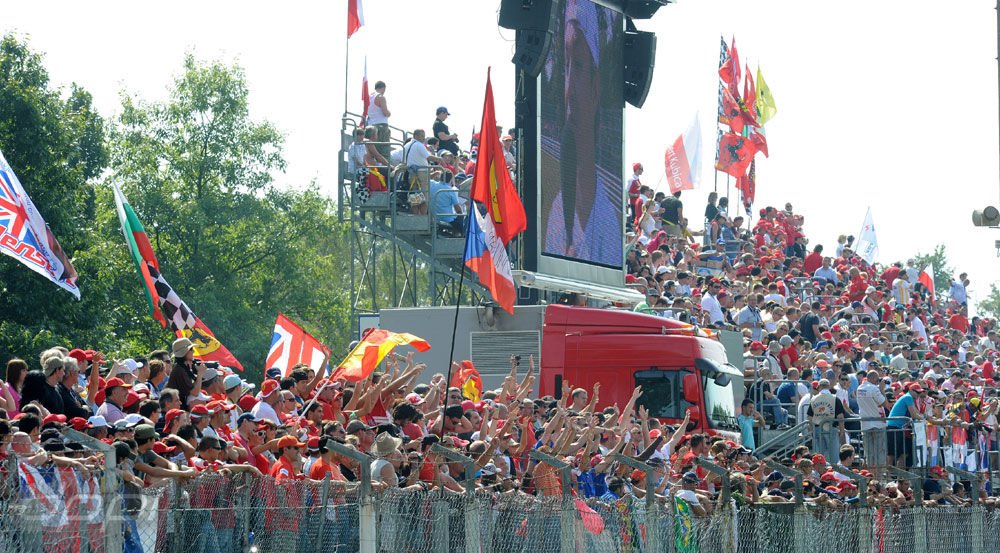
664;115;702;194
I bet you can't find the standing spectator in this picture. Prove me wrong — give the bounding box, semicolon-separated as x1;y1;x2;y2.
803;244;823;275
367;80;391;158
891;271;911;306
703;191;719;233
736;399;766;450
887;383;924;468
251;380;282;425
737;294;765;341
701;280;725;325
659;191;685;237
58;357;93;420
856;369;889;466
433;106;459;155
807;379;845;462
37;356;66;416
799;302;822;345
949;272;968;305
3;358;27;414
628;162;644;221
166;338;206;410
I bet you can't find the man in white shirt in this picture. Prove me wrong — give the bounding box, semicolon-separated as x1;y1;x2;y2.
701;281;725;325
855;369;889;466
949;273;968;305
250;379;282;425
401;129;443;188
907;309;928;346
813;257;839;285
891;272;911;306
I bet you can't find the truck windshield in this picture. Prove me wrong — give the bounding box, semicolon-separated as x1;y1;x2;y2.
634;369;692;420
703;375;737;430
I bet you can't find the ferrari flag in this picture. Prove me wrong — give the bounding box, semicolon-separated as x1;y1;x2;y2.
332;329;430;382
471;68;526;245
0;150;80;298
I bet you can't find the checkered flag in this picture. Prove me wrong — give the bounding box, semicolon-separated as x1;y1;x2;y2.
148;264;197;331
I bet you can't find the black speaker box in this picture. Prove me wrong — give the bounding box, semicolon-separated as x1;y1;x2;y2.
500;0;561;78
623;29;656;108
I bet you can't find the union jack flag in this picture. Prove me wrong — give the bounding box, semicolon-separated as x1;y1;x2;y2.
0;149;80;298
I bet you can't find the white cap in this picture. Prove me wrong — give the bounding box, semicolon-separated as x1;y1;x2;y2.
117;359;137;375
87;415;109;428
124;413;146;426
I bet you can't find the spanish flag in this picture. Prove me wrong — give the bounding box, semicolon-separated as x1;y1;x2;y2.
450;360;483;402
331;329;430;382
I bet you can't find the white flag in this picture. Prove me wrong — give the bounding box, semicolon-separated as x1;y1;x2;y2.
855;207;879;264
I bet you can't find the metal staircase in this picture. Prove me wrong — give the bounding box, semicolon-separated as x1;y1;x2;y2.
337;113;489;333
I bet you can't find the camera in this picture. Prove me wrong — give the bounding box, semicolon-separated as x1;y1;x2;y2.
200;361;220;369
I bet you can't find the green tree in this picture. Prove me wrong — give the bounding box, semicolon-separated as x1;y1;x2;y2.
978;283;1000;320
0;34;112;359
912;244;953;295
106;54;352;379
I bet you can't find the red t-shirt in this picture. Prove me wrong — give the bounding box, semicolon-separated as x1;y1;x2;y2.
803;252;822;275
309;458;345;481
948;314;970;334
270;456;299;481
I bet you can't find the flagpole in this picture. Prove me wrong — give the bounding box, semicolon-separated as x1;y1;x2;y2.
440;190;476;438
344;27;350;115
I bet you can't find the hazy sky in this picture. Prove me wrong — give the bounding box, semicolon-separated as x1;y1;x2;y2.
4;1;999;310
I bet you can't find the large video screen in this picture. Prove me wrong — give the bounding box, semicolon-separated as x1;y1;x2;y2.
539;0;624;270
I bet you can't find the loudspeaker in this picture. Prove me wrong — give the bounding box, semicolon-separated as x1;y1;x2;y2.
623;29;656;108
500;0;560;78
624;0;670;19
499;0;558;30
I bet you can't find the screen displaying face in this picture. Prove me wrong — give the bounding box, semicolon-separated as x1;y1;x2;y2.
539;0;624;269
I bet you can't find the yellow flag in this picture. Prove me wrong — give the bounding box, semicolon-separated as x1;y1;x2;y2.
461;377;481;402
756;66;777;125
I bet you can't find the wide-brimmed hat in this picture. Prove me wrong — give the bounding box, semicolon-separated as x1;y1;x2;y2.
371;431;402;457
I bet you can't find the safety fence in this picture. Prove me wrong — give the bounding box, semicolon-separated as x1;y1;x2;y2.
9;460;1000;553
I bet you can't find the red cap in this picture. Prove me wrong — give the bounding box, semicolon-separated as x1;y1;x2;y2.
633;162;643;172
967;390;978;399
820;471;838;482
812;454;827;466
238;395;258;412
164;409;185;428
105;377;132;390
307;436;321;449
68;348;92;364
260;379;280;398
42;414;67;425
153;441;177;455
461;400;475;412
94;389;106;406
277;435;306;449
69;417;92;431
649;429;662;439
207;400;236;412
750;341;765;351
124;391;141;409
190;405;214;418
908;383;925;393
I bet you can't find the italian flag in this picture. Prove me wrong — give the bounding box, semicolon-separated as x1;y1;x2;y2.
113;183;165;326
665;114;703;194
919;264;936;304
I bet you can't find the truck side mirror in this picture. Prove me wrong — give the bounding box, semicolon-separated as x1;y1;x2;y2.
682;373;699;404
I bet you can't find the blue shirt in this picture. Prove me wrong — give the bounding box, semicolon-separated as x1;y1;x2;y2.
736;413;756;449
429;179;461;223
577;470;608;498
887;394;915;428
776;381;798;405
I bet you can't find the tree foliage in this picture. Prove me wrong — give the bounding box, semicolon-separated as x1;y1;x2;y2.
978;283;1000;320
0;39;352;381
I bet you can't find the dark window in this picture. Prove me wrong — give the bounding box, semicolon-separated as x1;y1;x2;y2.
634;369;692;420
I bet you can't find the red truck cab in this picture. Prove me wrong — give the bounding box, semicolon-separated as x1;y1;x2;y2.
539;304;741;438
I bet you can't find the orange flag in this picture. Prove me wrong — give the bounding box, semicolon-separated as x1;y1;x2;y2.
471;68;527;245
331;329;430;382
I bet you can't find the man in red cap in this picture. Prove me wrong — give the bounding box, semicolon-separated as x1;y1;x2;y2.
96;377;132;424
270;434;305;481
251;380;282;425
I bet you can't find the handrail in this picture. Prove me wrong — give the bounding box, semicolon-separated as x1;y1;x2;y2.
755;420;811;457
945;465;981;503
430;443;476;495
694;457;732;505
529;449;572;497
611;454;656;509
884;465;922;506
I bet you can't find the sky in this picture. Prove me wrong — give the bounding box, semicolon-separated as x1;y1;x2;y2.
3;0;999;311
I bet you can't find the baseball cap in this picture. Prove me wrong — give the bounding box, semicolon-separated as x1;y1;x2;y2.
69;417;92;431
104;377;132;390
87;415;109;429
265;367;283;379
238;395;259;412
224;374;253;392
682;471;699;483
405;392;425;405
260;379;280;398
436;106;450;115
633;162;643;171
163;409;185;429
750;341;765;351
236;413;258;426
42;414;67;425
277;435;306;449
346;420;374;434
134;424;156;441
190;405;214;418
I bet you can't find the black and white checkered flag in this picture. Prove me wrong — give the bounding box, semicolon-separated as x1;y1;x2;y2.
148;264;197;331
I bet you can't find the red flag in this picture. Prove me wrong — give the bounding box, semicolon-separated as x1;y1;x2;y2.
471;68;527;245
746;125;769;158
919;265;936;304
575;498;605;535
719;37;740;92
347;0;364;38
361;58;370;122
715;133;755;178
743;64;757;118
736;159;756;209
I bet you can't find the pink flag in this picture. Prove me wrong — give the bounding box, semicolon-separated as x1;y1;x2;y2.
664;115;702;194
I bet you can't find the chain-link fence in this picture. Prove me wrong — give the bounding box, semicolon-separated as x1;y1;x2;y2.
11;459;1000;553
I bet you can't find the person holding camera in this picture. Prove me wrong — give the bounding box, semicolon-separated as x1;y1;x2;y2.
165;337;211;410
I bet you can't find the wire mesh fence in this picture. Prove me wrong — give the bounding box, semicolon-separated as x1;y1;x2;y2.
11;461;1000;553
